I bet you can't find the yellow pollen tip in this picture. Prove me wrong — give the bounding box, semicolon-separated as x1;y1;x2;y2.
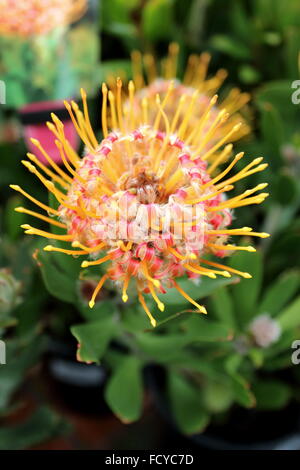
72;241;80;248
10;184;21;191
157;302;165;312
14;207;24;212
189;253;197;260
235;152;244;161
260;232;270;238
64;100;71;110
208;273;217;279
150;318;157;327
81;261;89;268
243;273;252;279
247;246;256;252
200;306;208;314
222;271;231;277
233;123;242;131
122;294;128;303
21;224;31;229
153;279;160;288
30;138;39;145
89;300;95;309
44;245;53;251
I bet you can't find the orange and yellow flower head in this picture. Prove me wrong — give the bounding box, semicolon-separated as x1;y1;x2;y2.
11;81;269;327
114;44;251;146
0;0;86;38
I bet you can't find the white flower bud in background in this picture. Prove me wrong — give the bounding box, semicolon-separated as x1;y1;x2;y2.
248;314;281;348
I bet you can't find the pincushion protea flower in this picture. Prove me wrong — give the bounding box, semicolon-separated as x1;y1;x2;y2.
0;0;86;38
10;83;269;327
107;43;251;146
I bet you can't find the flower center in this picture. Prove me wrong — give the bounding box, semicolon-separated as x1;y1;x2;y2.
123;170;162;204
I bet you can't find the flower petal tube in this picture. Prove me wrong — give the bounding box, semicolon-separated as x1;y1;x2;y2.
11;83;269;327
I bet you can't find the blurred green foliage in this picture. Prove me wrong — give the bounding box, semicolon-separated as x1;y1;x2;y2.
0;0;300;447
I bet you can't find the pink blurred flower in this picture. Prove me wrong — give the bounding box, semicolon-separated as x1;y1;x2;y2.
20;100;79;166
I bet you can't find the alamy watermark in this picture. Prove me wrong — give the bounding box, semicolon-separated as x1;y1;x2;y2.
291;80;300;105
0;340;6;365
91;203;205;249
291;340;300;365
0;80;6;105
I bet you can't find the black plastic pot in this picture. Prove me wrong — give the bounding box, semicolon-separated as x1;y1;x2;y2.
146;365;300;450
43;336;111;416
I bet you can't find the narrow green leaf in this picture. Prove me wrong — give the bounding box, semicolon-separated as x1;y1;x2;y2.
210;287;236;328
230;373;256;408
258;270;300;316
277;295;300;331
230;251;263;327
183;316;234;342
260;102;284;168
210;35;251;60
162;276;236;306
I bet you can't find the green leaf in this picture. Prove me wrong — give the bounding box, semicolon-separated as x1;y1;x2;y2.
0;407;69;450
238;64;261;85
142;0;176;42
224;354;256;408
183;316;234;342
248;348;264;368
168;371;209;435
258;270;300;316
169;353;225;381
97;60;132;84
210;35;251;60
259;102;284;169
202;380;234;413
0;335;46;411
277;295;300;331
286;27;300;78
252;380;291;410
77;296;116;322
136;332;193;361
105;356;143;423
35;244;80;303
230;251;263;327
71;317;116;364
230;1;253;43
230;373;256;408
4;196;24;240
210;287;236;329
136;318;233;362
162;276;236;307
256;80;300;129
273;171;298;206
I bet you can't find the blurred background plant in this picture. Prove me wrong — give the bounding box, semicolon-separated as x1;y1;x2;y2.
0;0;300;450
